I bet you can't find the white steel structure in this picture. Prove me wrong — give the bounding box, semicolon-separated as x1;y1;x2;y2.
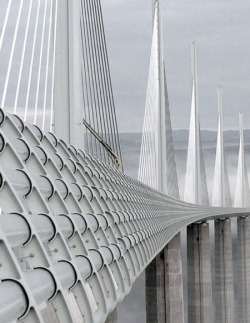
138;0;179;199
0;0;122;167
138;3;182;323
234;113;250;207
1;1;250;323
212;86;232;207
0;0;57;131
184;42;209;205
0;109;249;323
53;0;83;149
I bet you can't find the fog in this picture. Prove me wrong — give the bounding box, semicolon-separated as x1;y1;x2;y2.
117;129;250;322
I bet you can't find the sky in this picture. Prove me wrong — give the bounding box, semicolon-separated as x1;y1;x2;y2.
0;2;248;321
1;0;249;134
101;0;250;133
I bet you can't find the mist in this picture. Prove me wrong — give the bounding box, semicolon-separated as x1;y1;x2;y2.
117;128;249;322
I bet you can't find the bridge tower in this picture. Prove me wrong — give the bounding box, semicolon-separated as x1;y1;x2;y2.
139;1;183;322
235;113;250;208
212;86;235;323
212;86;231;207
235;113;250;323
53;0;84;149
184;41;209;206
139;0;179;197
53;0;122;166
184;42;213;323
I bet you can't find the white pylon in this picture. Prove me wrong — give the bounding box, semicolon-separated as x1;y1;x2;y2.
138;8;159;190
212;86;231;207
53;0;84;149
234;113;250;207
184;42;209;205
138;0;179;198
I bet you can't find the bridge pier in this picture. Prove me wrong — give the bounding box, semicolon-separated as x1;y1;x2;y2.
237;216;250;323
146;252;165;323
105;309;117;323
164;233;184;323
187;222;213;323
146;233;184;323
214;219;235;323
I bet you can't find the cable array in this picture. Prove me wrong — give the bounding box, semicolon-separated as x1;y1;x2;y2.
138;3;179;199
0;0;57;132
0;0;122;167
138;9;159;190
80;0;122;166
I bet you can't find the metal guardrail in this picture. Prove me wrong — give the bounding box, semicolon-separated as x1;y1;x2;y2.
0;108;249;323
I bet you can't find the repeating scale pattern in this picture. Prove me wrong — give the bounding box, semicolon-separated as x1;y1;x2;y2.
0;109;248;323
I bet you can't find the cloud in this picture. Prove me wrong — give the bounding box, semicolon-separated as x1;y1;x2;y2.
102;0;250;132
1;0;249;133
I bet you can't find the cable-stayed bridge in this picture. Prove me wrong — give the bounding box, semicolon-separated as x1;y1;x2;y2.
0;1;250;323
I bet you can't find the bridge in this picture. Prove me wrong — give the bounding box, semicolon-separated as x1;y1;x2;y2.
0;1;249;323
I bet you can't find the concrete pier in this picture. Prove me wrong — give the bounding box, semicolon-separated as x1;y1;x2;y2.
146;233;184;323
146;251;166;323
214;219;235;323
105;309;117;323
187;222;213;323
164;233;184;323
237;216;250;323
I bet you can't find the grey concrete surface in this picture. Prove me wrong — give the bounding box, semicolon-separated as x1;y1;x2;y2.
237;216;250;323
105;309;118;323
145;252;166;323
215;219;235;323
164;233;185;323
145;233;185;323
187;222;213;323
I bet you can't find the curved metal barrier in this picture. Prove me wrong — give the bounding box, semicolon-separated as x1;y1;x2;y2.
0;109;249;323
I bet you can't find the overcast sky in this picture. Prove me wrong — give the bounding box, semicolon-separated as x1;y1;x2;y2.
101;0;250;133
